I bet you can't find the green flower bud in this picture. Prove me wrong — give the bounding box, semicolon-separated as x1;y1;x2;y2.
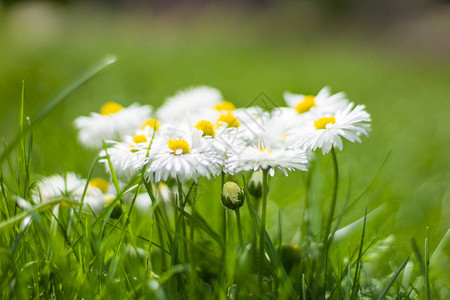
221;181;245;210
104;194;123;219
278;243;301;274
248;171;263;198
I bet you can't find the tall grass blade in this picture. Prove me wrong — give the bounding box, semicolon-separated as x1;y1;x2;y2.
0;55;117;165
349;207;367;299
337;150;390;218
424;227;433;300
410;237;426;276
430;228;450;266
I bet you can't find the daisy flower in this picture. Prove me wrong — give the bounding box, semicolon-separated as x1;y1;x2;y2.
244;109;299;149
139;118;161;136
74;102;151;149
193;120;227;156
156;86;223;124
31;174;115;215
288;102;371;154
283;86;349;116
84;177;116;214
136;129;223;183
31;173;85;204
165;119;230;160
226;145;308;176
101;134;154;180
214;107;269;152
189;99;251;130
214;107;265;130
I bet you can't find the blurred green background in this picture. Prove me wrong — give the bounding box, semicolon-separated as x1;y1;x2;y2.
0;0;449;260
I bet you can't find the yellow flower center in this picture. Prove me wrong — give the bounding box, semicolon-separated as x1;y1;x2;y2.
133;135;148;144
214;101;236;111
195;120;215;137
217;113;240;128
259;147;273;154
294;95;316;114
141;118;160;131
167;138;191;154
314;116;336;129
89;178;109;193
100;102;123;115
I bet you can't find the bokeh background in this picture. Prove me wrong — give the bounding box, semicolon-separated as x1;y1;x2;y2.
1;0;449;265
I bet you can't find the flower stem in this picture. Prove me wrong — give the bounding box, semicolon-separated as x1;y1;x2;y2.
323;147;339;247
220;172;226;244
258;169;269;290
301;162;314;240
235;209;244;246
314;147;339;297
176;180;189;262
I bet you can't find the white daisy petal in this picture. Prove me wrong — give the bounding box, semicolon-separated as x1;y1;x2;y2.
74;102;152;149
288;101;371;154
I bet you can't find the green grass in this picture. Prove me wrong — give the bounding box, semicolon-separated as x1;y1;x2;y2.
1;3;449;299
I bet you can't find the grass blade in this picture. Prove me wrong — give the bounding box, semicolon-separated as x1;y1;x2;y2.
424;227;433;300
0;198;79;231
336;150;390;219
410;237;426;276
0;55;117;165
377;256;410;300
350;207;367;299
430;228;450;266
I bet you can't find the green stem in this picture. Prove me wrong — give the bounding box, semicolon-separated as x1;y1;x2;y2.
258;169;269;290
255;196;261;215
190;186;197;242
156;208;167;271
221;173;226;244
301;162;314;240
235;209;244;246
176;180;189;262
323;147;339;247
169;180;185;298
315;147;339;297
251;196;260;270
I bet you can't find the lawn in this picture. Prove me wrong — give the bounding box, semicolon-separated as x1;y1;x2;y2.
0;2;449;298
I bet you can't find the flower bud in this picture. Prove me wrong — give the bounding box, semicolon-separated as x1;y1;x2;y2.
278;244;301;273
248;171;263;198
221;181;245;210
104;194;123;219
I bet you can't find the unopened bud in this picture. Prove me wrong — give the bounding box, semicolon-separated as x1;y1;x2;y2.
221;181;245;210
278;244;301;273
248;171;264;198
104;194;123;219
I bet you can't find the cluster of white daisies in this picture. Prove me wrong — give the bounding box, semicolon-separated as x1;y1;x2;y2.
74;85;370;183
31;86;370;213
